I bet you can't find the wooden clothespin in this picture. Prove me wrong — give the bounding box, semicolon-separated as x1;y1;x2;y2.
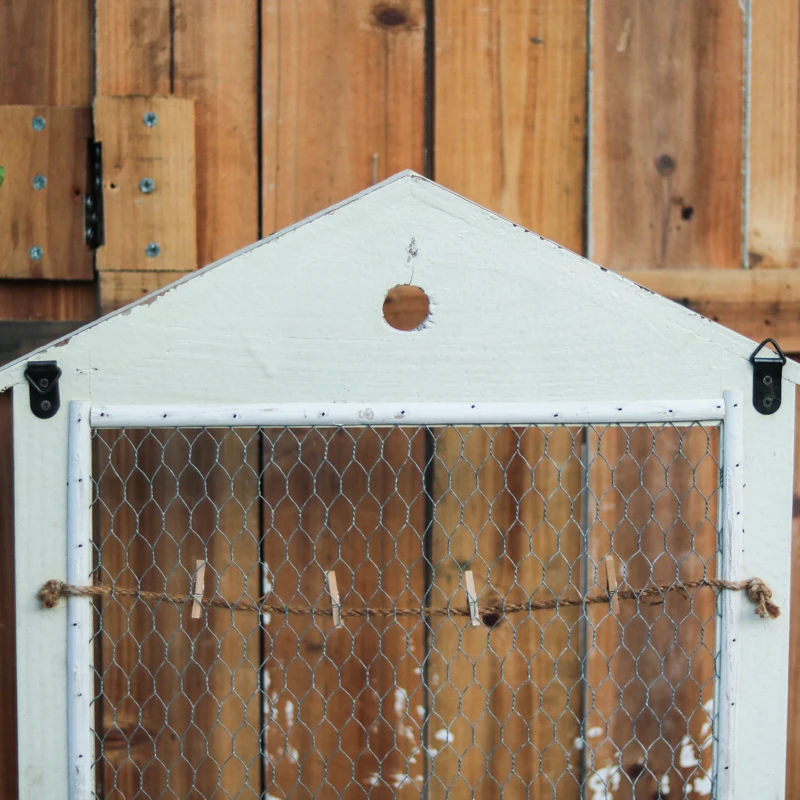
603;554;619;616
463;570;482;628
192;559;206;619
326;570;342;628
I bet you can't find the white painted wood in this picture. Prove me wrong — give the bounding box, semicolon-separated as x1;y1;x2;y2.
716;390;744;798
12;372;90;797
90;399;726;428
728;387;794;797
3;172;793;797
0;173;798;407
66;402;92;800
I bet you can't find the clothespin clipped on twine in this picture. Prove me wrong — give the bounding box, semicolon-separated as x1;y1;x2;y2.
192;560;206;619
604;554;620;616
326;570;342;629
463;570;482;628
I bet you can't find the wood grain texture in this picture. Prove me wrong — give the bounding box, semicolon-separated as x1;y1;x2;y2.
434;0;587;250
583;426;718;797
96;0;172;95
262;0;425;233
427;426;583;797
94;429;262;799
0;0;93;105
590;1;745;269
749;2;800;268
99;271;186;314
0;392;16;800
173;0;259;265
262;427;426;797
95;96;197;272
621;269;800;351
0;106;93;280
0;281;96;321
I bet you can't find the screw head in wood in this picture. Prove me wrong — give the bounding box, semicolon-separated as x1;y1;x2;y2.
31;116;46;131
143;112;158;127
32;174;47;190
145;242;160;258
29;246;43;260
139;177;155;194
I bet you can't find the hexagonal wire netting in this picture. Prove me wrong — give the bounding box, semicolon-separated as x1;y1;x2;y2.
90;421;721;799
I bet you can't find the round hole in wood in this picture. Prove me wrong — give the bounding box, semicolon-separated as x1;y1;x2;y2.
383;285;430;331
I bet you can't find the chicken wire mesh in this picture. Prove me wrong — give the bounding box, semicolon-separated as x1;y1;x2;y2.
90;421;722;799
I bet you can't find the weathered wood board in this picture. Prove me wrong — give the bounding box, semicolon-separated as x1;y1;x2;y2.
95;96;197;273
0;106;93;280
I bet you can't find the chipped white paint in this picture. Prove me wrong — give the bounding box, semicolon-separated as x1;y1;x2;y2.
434;728;454;744
66;403;92;800
7;171;795;797
284;700;295;730
588;762;621;800
573;736;584;751
415;705;425;719
91;400;726;428
586;726;604;739
692;774;712;796
679;736;699;769
391;773;413;789
393;687;408;717
660;773;671;795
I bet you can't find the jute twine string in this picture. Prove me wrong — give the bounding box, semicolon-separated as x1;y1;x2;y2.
38;577;780;620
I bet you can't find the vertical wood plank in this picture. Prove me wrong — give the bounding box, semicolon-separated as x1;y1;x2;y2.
95;0;172;95
0;0;93;105
431;3;587;794
173;0;259;265
0;106;94;280
590;1;745;269
262;0;426;233
95;96;197;273
427;426;583;798
262;426;427;798
749;3;800;268
583;425;718;797
434;0;587;250
94;428;263;799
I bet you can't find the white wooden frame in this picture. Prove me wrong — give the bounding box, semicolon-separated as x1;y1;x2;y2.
2;172;794;798
65;395;749;798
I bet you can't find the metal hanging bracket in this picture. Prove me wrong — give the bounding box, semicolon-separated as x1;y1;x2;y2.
749;338;786;415
85;140;105;249
24;360;62;419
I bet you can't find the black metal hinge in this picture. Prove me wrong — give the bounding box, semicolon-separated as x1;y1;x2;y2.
24;361;62;419
85;140;104;249
750;338;786;415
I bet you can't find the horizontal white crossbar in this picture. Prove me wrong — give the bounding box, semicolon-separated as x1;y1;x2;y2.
90;400;725;429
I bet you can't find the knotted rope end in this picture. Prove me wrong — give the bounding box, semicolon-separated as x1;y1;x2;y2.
746;578;781;619
39;579;66;609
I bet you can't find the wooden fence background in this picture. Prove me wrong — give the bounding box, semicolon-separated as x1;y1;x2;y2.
2;1;800;796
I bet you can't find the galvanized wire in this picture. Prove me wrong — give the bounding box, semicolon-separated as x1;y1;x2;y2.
89;422;721;799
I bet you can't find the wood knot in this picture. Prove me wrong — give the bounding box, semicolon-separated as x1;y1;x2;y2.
372;3;413;29
746;578;780;619
39;579;65;608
